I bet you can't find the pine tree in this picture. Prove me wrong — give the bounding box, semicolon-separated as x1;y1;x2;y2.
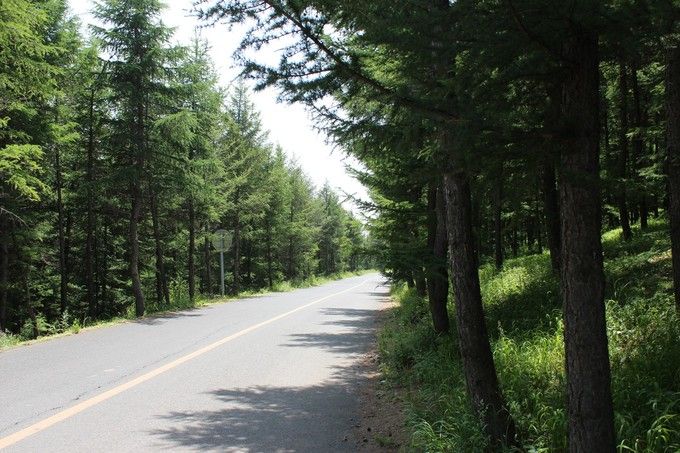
93;0;174;316
0;0;63;333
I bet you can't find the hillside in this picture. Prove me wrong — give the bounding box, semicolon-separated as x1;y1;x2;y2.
380;220;680;451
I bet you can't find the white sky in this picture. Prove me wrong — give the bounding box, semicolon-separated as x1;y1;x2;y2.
67;0;369;214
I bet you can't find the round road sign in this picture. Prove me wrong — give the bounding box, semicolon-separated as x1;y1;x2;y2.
212;229;233;252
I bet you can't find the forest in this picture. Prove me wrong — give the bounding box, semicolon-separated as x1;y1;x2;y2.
192;0;679;451
0;0;370;340
2;0;680;451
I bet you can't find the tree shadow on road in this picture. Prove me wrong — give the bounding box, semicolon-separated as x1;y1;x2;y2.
148;295;390;451
281;307;381;354
149;373;366;452
361;290;391;298
131;311;204;326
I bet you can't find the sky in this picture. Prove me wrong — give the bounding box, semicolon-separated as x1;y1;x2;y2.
67;0;369;214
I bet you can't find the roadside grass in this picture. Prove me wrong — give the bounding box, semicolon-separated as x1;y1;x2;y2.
379;218;680;452
0;269;375;351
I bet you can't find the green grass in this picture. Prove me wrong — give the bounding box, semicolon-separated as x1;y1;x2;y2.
379;218;680;452
0;333;21;349
1;269;376;351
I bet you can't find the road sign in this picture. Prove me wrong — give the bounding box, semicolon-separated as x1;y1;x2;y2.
212;229;233;252
213;229;233;297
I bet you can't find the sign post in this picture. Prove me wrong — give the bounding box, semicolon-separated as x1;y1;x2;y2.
212;229;233;296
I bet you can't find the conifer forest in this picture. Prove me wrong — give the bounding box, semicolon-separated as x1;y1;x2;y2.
2;0;680;451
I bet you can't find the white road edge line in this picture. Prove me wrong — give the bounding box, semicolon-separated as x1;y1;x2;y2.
0;278;370;450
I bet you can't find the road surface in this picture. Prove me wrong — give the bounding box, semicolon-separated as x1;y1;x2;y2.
0;273;389;452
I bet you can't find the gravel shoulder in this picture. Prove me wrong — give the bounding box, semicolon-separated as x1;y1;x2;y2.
353;301;409;452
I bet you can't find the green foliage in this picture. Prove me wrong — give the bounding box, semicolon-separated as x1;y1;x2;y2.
379;286;489;451
0;332;21;349
0;144;47;203
0;4;371;337
0;0;57;100
380;222;680;452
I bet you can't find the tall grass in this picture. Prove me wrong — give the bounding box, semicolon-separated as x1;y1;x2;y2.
380;219;680;451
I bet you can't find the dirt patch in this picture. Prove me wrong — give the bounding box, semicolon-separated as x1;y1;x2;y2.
352;304;409;452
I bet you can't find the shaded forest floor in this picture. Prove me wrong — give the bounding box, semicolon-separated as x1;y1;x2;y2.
0;269;375;351
378;218;680;451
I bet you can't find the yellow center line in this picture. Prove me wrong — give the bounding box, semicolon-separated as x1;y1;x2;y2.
0;279;369;450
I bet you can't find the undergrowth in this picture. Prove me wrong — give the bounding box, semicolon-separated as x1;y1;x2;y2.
1;269;374;350
379;218;680;452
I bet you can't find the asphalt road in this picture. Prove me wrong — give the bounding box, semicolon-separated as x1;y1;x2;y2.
0;273;389;452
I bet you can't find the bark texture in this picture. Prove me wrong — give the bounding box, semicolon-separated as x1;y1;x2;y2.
85;90;97;318
233;214;241;294
617;61;632;241
493;174;504;269
0;238;7;332
542;161;561;272
443;170;516;446
426;184;450;334
55;143;68;315
560;30;615;452
150;188;169;305
666;46;680;313
188;198;196;301
631;66;649;230
203;222;212;294
130;176;145;317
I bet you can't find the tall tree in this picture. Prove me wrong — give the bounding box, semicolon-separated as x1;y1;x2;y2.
221;83;269;293
0;0;60;332
667;44;680;313
93;0;173;316
559;24;615;452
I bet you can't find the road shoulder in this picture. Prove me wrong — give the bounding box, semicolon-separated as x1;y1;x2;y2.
352;301;409;452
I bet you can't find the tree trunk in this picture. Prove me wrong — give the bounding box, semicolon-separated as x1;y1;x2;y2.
130;176;145;317
443;170;516;446
55;142;68;315
426;184;450;334
25;274;38;338
233;217;241;294
526;217;535;253
472;190;483;259
245;240;253;286
560;30;615;452
631;65;649;230
542;161;561;271
150;188;169;305
493;173;504;269
188;198;196;302
100;224;108;310
266;220;274;289
640;198;649;229
286;200;296;279
617;61;633;241
666;45;680;313
85;90;97;318
93;230;101;317
64;211;72;318
287;235;294;279
414;271;427;297
536;196;543;254
203;222;212;294
0;237;8;332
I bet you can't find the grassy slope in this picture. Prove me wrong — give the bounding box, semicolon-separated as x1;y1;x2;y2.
379;219;680;452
